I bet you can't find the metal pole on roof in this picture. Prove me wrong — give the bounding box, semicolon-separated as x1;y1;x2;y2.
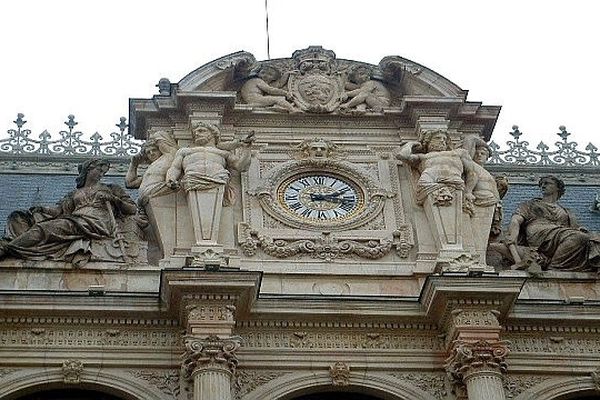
265;0;271;60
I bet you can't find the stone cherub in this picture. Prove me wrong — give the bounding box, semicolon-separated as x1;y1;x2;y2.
394;130;477;207
240;64;299;113
340;65;390;113
0;159;140;266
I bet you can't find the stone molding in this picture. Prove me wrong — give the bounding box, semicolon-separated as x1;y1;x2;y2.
233;369;288;400
182;335;241;380
128;369;181;398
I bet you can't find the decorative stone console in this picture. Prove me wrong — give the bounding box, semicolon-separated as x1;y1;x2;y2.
421;275;524;400
160;270;261;400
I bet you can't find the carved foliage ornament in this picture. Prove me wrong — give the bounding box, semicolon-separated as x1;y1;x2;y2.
182;335;241;379
329;362;351;386
445;339;510;382
238;223;410;261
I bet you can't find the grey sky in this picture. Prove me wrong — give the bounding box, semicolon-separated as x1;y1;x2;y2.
1;0;598;149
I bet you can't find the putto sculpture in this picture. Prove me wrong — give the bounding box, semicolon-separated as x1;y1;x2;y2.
0;158;143;266
238;46;392;114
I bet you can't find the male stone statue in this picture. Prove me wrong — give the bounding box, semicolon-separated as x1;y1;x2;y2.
166;122;253;246
394;130;476;207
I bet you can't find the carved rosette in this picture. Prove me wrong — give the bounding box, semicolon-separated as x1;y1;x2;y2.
445;339;510;383
182;335;241;380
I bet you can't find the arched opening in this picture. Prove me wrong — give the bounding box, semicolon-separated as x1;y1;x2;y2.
291;393;384;400
6;387;130;400
553;394;600;400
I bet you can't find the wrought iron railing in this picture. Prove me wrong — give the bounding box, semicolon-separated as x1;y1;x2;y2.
0;114;142;158
1;115;598;168
488;125;600;167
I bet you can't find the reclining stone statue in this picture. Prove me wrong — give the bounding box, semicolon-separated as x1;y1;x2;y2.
500;175;600;272
0;158;144;266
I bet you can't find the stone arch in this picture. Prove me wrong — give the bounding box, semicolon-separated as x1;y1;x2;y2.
513;376;600;400
0;368;166;400
242;371;438;400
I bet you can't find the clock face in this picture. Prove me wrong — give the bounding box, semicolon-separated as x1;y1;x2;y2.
278;173;364;222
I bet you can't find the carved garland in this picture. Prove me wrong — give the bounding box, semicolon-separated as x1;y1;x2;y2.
238;223;410;260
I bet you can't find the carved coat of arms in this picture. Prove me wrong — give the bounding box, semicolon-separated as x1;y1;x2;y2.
288;46;345;113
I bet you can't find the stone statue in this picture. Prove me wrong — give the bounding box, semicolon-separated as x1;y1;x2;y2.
340;65;390;113
394;130;476;207
463;137;500;207
166;122;253;246
240;65;298;113
0;159;139;266
505;175;600;271
126;130;178;205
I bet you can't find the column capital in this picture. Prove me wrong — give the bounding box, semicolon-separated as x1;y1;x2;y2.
182;335;241;380
445;339;510;383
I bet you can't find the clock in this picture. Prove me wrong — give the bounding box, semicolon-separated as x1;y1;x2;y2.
277;173;365;222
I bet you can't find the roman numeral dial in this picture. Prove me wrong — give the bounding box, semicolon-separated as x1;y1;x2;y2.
278;173;364;222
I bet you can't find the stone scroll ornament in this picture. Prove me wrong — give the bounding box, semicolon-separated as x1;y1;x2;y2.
0;158;146;266
239;46;391;114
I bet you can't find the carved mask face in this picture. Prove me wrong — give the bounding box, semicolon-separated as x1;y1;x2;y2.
308;142;328;158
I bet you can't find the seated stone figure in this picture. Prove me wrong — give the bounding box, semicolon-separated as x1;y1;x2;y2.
240;65;298;113
340;65;390;113
0;158;142;266
504;175;600;271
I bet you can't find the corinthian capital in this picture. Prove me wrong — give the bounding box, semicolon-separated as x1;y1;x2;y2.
182;335;241;379
445;339;510;383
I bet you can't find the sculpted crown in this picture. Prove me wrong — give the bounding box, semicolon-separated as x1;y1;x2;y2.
292;46;337;69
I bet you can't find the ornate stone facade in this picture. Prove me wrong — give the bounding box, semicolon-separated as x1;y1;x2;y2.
1;47;600;400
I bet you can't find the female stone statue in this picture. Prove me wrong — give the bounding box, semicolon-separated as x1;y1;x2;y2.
0;158;137;264
506;175;600;271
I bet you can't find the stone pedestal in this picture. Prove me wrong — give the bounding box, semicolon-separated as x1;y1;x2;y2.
187;186;225;246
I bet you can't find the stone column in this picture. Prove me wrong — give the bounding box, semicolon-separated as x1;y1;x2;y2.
446;339;509;400
182;335;241;400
